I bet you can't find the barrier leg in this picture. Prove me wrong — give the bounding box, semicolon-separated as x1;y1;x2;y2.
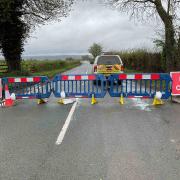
152;97;164;105
58;91;66;104
91;94;97;105
58;98;65;104
0;100;5;107
120;94;124;105
58;98;76;105
37;99;47;105
152;92;164;105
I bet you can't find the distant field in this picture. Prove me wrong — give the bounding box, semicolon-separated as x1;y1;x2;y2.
0;60;81;78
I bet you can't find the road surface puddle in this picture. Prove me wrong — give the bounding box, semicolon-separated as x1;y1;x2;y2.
130;98;152;112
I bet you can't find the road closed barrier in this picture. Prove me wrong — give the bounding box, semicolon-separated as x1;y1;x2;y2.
52;74;106;104
170;71;180;103
2;76;51;105
108;73;172;105
0;73;176;107
170;72;180;96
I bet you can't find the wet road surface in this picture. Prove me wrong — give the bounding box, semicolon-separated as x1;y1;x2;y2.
0;62;180;180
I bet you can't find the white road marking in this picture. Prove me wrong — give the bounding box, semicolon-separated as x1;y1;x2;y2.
170;139;176;143
56;101;78;145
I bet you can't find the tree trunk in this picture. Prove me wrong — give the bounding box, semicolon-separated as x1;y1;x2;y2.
1;22;24;72
176;33;180;70
2;40;22;72
164;20;175;72
6;58;21;72
155;0;176;72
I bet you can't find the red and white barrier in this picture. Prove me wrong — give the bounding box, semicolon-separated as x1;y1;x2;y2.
61;75;96;81
7;77;41;83
119;74;160;80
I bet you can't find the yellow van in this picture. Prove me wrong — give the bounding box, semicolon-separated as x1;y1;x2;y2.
92;55;124;77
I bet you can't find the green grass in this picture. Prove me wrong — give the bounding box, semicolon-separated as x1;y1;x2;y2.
0;60;81;78
32;63;81;78
124;68;142;73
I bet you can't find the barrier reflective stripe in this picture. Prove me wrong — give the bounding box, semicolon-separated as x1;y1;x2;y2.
8;77;41;83
3;76;51;99
61;75;96;81
53;74;106;98
119;74;160;80
109;73;172;99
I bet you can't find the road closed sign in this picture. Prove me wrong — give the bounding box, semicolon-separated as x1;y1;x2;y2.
170;72;180;96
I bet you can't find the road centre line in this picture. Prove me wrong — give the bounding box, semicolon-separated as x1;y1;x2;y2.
56;101;78;145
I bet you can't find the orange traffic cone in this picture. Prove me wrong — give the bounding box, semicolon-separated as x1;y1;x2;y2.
4;84;14;107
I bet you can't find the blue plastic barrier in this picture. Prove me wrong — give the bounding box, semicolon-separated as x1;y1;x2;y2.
52;74;106;98
2;76;51;99
108;73;172;99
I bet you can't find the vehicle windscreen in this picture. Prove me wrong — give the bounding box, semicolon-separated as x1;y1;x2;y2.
97;56;121;65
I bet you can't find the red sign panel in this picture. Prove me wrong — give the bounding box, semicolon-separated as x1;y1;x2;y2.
170;72;180;96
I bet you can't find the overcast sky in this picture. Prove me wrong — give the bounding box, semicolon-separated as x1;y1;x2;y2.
24;0;158;55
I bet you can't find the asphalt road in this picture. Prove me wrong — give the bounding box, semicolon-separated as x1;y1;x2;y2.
0;62;180;180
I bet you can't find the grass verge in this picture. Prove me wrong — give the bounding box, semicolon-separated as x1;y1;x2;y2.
0;60;81;78
124;68;142;73
32;63;81;78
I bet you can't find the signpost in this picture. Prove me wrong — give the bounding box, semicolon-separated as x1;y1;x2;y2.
170;72;180;103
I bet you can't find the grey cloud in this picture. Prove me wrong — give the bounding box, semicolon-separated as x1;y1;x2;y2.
24;0;157;55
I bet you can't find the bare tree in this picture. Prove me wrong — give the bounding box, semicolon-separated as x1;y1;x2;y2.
106;0;180;71
23;0;73;26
